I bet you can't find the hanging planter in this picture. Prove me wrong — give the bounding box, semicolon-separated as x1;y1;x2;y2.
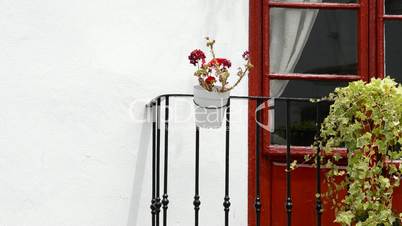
188;37;253;129
193;85;230;129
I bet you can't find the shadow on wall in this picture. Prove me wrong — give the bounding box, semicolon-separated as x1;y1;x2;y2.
126;109;151;226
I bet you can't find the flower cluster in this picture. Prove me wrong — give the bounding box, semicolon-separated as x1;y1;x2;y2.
208;58;231;68
188;37;253;92
188;49;206;66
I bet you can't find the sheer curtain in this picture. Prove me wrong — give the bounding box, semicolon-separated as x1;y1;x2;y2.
269;0;321;131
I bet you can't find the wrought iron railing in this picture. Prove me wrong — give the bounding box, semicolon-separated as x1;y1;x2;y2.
146;94;329;226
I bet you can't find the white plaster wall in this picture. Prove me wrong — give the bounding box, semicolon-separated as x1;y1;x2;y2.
0;0;249;226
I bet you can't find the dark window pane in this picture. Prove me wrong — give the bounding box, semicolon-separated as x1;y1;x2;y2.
270;80;348;146
386;0;402;15
270;9;358;75
385;21;402;83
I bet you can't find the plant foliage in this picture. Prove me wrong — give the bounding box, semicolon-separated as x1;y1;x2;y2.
315;77;402;226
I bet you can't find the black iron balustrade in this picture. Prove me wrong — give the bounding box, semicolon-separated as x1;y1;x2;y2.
146;94;328;226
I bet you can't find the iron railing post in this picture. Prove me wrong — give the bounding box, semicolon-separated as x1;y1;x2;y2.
223;98;231;226
315;102;323;226
193;126;201;226
151;102;156;226
285;99;293;226
155;98;162;226
255;99;262;226
162;97;170;226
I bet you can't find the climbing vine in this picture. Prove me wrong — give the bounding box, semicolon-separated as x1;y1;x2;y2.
314;77;402;225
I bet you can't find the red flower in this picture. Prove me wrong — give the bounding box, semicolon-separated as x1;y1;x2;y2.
188;49;206;66
205;76;216;84
242;51;250;60
208;58;231;68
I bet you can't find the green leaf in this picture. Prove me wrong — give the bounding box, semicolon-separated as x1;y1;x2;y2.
290;160;298;171
335;211;354;225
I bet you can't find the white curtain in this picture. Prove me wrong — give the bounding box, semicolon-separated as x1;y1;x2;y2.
269;0;321;131
270;0;321;97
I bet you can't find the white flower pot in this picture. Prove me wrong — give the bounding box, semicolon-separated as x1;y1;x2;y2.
193;85;230;129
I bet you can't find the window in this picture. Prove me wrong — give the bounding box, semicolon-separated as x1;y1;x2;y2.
249;0;402;148
250;0;369;148
269;6;359;145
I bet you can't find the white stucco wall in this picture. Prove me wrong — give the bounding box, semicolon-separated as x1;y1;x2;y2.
0;0;249;226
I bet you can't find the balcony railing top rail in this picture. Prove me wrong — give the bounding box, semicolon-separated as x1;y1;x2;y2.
146;93;325;107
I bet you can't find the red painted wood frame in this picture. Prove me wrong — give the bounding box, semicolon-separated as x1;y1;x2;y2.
248;1;372;225
376;0;402;78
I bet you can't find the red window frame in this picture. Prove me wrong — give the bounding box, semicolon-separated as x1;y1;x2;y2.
246;0;396;225
377;0;402;78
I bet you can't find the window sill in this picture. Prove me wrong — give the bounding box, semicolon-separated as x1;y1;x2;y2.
264;145;401;167
263;145;348;163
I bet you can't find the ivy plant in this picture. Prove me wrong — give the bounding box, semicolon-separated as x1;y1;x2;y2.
314;77;402;226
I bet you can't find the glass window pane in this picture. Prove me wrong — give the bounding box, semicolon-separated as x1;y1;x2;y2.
270;80;348;146
385;0;402;15
385;21;402;83
270;8;358;75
